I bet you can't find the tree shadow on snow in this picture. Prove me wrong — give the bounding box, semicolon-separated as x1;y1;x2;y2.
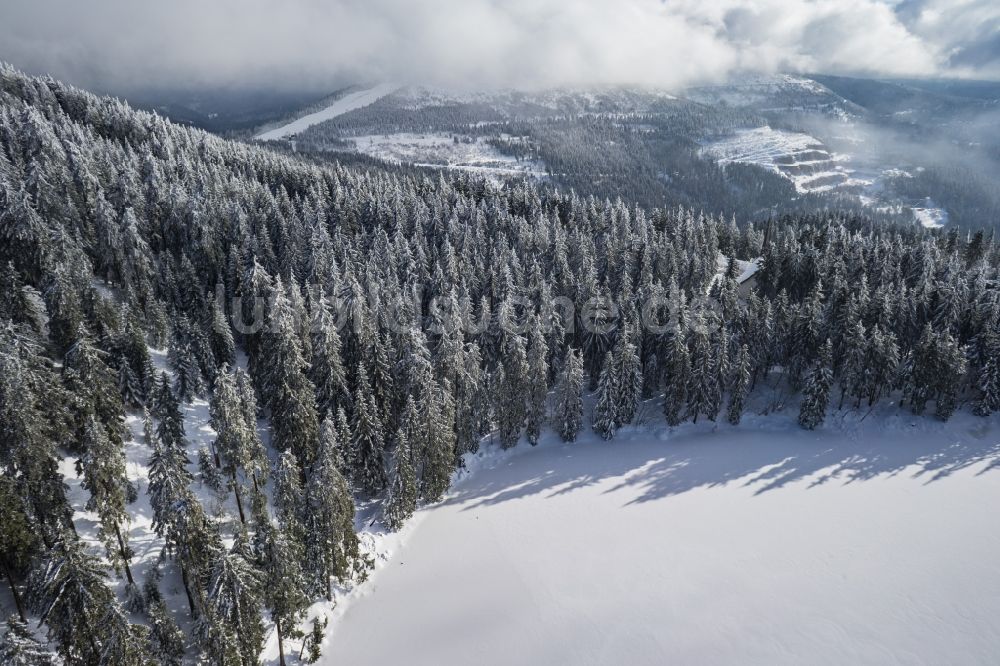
444;411;1000;511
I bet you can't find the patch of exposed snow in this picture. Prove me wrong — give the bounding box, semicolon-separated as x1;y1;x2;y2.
912;200;949;228
256;84;399;141
347;133;545;178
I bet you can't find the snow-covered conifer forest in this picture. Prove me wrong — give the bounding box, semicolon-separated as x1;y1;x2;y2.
1;61;999;664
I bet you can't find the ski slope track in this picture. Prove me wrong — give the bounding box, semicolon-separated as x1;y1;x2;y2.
320;410;1000;666
255;84;398;141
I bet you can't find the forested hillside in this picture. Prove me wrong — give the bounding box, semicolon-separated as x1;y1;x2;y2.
3;63;1000;663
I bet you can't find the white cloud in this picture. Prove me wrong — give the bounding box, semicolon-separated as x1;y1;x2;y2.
0;0;995;92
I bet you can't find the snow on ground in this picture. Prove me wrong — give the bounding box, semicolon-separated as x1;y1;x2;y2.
56;344;231;640
912;200;949;229
319;407;1000;666
256;84;399;141
347;133;546;178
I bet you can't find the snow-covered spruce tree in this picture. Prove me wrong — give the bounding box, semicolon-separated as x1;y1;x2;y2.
496;335;529;449
863;325;900;407
0;616;58;665
96;603;151;666
0;510;31;623
525;314;550;445
418;380;457;502
974;343;1000;417
663;323;690;427
838;316;867;409
62;325;126;451
207;290;236;368
170;339;203;403
112;343;145;409
350;366;387;493
234;368;269;495
686;312;717;423
259;276;321;466
309;293;350;419
554;347;584;442
210;367;255;524
334;406;353;477
201;534;264;666
144;579;186;665
727;344;751;426
78;415;136;586
592;352;618;440
384;426;418;531
798;340;834;430
934;331;967;422
28;534;141;664
455;341;487;455
273;451;306;543
305;417;361;598
259;524;311;666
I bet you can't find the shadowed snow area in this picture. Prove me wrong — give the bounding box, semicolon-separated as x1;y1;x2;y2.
321;411;1000;665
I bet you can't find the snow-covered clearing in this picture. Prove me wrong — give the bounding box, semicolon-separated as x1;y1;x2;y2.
256;84;399;141
320;409;1000;665
912;200;949;229
57;345;238;638
701;126;864;194
348;133;545;178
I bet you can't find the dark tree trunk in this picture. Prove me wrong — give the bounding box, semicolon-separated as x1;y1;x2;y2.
114;522;135;585
3;562;26;623
276;617;287;666
231;472;246;524
180;565;197;617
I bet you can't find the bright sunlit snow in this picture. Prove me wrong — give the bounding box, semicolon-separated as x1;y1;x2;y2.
319;411;1000;666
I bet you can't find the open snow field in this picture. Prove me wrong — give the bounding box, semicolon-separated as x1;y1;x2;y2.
321;410;1000;666
255;84;398;141
347;133;546;177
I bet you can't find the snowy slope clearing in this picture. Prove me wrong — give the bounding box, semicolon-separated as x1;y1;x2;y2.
912;200;949;229
320;410;1000;665
347;133;546;178
701;126;868;194
255;84;398;141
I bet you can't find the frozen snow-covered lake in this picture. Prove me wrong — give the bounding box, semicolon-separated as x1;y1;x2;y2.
321;413;1000;665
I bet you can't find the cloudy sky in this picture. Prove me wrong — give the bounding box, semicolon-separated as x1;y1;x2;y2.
1;0;998;92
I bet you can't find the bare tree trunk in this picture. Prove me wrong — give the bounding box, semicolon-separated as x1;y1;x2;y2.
231;472;246;524
276;617;287;666
180;565;197;617
3;562;26;623
114;522;135;585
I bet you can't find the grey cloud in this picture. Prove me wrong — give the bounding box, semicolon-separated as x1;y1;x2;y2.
0;0;996;94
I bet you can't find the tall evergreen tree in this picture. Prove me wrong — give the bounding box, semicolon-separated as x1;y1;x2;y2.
799;340;834;430
78;415;136;586
663;324;690;427
260;525;311;666
304;417;361;598
727;344;751;426
554;347;584;442
384;427;418;531
525;316;549;446
350;367;387;493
